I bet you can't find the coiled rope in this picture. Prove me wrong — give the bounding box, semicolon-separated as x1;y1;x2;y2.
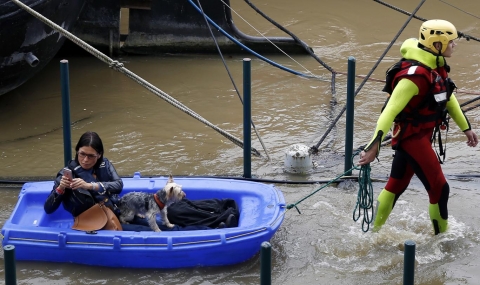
352;159;374;233
12;0;261;157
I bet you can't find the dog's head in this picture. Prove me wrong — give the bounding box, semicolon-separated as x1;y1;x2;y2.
158;175;186;205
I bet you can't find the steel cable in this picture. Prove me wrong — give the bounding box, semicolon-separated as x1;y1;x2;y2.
195;0;270;160
374;0;480;42
310;0;427;154
11;0;261;157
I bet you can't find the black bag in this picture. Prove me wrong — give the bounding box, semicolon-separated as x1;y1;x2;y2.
167;198;239;228
69;190;96;217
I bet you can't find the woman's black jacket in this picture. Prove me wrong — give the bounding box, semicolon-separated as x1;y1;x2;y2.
44;158;123;217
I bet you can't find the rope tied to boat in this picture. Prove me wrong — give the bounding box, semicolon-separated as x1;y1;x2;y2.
11;0;262;158
285;168;353;214
285;151;375;232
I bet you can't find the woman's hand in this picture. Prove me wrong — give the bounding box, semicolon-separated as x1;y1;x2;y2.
70;178;90;190
59;175;72;190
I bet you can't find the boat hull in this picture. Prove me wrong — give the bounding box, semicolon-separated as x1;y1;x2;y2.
63;0;308;55
1;174;286;268
0;0;85;96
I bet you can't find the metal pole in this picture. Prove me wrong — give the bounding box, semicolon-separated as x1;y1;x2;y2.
60;59;72;166
344;56;355;175
4;245;17;285
260;241;271;285
243;58;252;178
403;240;416;285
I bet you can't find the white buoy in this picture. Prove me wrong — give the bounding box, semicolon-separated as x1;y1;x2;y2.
284;144;313;173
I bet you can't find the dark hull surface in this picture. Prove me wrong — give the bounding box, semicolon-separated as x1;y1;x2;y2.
65;0;309;56
0;0;85;96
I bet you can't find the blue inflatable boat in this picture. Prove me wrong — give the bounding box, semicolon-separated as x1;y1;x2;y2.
1;173;286;268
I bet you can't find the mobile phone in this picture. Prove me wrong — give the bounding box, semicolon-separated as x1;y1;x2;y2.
63;168;73;180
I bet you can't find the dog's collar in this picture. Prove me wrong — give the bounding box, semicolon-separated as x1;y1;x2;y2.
153;193;165;210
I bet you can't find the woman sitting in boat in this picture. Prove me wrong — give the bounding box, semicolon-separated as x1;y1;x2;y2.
44;131;213;231
44;131;122;218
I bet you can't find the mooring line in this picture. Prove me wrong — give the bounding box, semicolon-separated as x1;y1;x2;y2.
285;167;356;214
11;0;261;157
439;0;480;20
195;0;271;160
374;0;480;42
239;0;480;96
187;0;317;79
460;95;480;108
225;0;317;77
242;0;335;74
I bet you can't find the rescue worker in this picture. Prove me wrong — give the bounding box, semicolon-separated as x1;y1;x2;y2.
358;19;478;235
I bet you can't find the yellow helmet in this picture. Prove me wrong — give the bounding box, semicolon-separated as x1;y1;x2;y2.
419;19;458;54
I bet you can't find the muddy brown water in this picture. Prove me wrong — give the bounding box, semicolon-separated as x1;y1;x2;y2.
1;0;480;284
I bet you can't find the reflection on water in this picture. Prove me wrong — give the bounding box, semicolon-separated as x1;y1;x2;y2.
1;0;480;284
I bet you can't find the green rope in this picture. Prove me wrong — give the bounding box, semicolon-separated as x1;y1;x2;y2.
286;167;356;214
352;152;374;232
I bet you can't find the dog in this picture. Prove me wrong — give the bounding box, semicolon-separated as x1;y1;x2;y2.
117;175;186;232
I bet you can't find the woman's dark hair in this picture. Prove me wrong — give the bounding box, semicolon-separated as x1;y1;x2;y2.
75;131;104;169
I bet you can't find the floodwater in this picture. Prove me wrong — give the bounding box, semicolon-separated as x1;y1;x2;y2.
1;0;480;284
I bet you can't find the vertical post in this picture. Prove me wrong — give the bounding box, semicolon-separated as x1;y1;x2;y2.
403;240;416;285
243;58;252;178
4;245;17;285
260;241;271;285
60;60;72;166
344;56;356;175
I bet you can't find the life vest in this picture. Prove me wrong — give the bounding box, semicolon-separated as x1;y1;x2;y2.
382;59;457;161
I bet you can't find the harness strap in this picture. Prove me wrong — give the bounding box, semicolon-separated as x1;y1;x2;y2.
395;112;440;124
432;119;449;164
